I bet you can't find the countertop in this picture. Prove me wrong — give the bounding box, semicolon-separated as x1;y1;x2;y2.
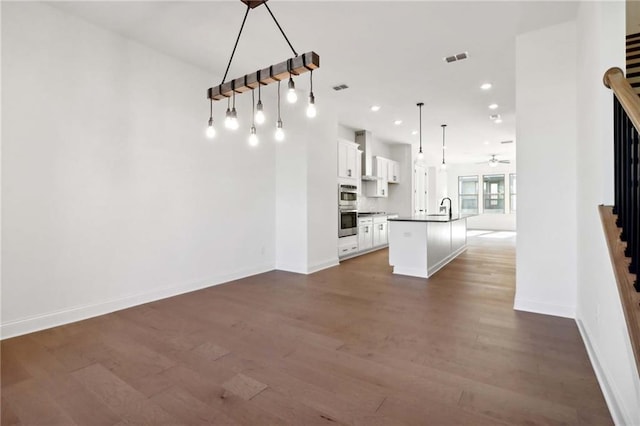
388;214;470;223
357;212;398;217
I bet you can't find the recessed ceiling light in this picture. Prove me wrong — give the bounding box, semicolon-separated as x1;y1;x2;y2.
411;130;418;135
394;120;402;125
481;83;492;90
488;103;498;109
494;118;503;124
484;141;490;145
370;105;381;112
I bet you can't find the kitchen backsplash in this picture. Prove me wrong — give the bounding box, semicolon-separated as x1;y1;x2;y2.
358;195;389;212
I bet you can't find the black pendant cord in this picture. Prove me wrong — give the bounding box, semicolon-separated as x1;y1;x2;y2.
417;102;424;152
251;89;255;126
221;4;251;85
277;80;282;120
263;2;298;57
442;124;447;163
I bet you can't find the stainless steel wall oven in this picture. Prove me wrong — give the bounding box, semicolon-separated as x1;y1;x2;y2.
339;184;358;237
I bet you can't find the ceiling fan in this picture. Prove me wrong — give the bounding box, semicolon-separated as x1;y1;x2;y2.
480;154;511;167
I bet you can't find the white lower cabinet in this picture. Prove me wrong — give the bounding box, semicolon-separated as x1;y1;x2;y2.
373;220;388;246
340;216;391;259
338;235;358;258
358;218;374;251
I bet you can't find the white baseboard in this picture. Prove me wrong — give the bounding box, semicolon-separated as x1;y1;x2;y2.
392;266;428;278
428;245;467;277
576;319;628;425
513;297;575;319
275;263;308;274
0;262;274;340
306;258;339;274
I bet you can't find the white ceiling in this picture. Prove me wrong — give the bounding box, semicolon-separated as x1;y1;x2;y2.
49;1;579;166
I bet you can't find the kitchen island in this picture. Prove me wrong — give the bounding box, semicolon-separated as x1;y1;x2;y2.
388;215;468;278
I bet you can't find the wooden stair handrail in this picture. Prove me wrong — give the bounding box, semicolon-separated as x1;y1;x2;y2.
604;67;640;132
599;206;640;379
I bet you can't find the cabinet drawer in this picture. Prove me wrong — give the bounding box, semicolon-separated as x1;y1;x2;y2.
373;216;388;224
338;243;359;257
358;217;373;226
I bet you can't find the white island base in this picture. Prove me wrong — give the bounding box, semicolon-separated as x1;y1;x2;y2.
388;217;467;278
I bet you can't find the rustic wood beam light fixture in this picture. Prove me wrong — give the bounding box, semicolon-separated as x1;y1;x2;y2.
205;0;320;144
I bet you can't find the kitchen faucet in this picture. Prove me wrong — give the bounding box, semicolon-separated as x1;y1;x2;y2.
440;197;452;220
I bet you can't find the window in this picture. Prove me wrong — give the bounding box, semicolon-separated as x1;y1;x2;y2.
458;176;479;215
509;173;516;213
483;174;505;214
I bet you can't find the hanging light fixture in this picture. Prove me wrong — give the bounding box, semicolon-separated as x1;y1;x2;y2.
255;82;265;125
287;60;298;104
417;102;424;161
441;124;447;170
224;97;233;129
206;0;319;140
229;89;239;130
275;81;285;142
206;98;216;139
249;89;259;146
306;70;316;118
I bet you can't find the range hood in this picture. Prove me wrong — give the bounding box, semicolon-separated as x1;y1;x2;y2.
355;130;378;181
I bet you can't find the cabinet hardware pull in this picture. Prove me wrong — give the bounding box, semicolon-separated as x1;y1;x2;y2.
347;169;351;177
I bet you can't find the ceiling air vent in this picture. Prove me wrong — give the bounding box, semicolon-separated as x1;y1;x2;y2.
443;52;469;63
500;140;514;145
333;84;349;91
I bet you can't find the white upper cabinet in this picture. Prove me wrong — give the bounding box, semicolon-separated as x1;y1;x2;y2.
388;160;400;183
364;177;388;197
373;156;389;181
338;140;359;180
373;156;400;183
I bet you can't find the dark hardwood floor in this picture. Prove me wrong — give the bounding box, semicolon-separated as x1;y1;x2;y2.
1;232;611;425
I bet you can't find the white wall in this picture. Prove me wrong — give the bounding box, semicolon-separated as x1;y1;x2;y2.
275;84;340;274
427;166;448;215
387;144;413;217
515;21;578;318
575;2;640;424
307;112;339;273
275;128;308;273
445;162;517;231
1;2;280;338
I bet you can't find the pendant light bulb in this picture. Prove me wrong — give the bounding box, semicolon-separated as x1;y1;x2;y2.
287;77;297;104
275;119;285;142
441;161;447;170
206;99;216;139
417;149;424;161
306;92;316;118
206;117;216;139
229;107;239;130
255;100;265;125
224;107;233;129
248;126;258;147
